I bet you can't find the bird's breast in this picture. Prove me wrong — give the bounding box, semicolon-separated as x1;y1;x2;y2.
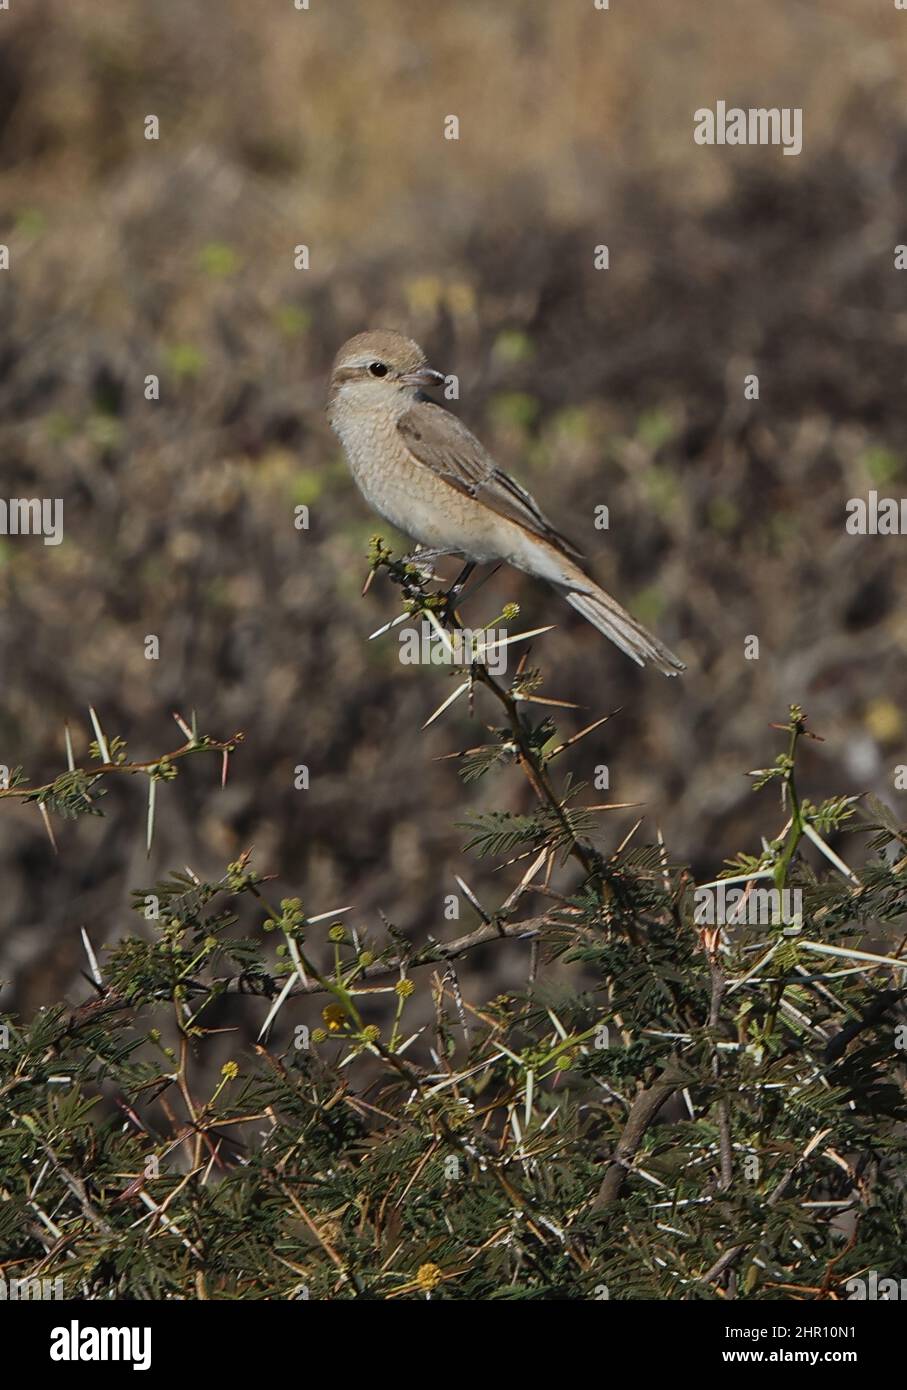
334;410;504;560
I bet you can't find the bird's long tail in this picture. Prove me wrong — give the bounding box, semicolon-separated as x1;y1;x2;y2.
558;577;685;676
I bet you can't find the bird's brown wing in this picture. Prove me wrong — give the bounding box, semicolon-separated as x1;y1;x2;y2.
397;401;584;560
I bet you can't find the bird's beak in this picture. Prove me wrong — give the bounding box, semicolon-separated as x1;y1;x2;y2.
399;366;446;390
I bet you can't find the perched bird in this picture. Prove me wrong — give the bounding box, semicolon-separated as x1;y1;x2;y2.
327;329;685;675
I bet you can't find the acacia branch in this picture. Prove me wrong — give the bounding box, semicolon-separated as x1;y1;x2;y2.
0;731;244;803
591;1070;682;1211
699;1128;832;1286
197;912;558;1003
469;661;598;877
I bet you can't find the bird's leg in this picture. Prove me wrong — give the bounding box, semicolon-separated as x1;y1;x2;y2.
447;561;476;601
437;561;477;631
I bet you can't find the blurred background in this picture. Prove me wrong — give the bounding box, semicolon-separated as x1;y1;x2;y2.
1;0;906;1014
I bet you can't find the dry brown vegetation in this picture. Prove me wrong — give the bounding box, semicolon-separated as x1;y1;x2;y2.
1;0;906;1014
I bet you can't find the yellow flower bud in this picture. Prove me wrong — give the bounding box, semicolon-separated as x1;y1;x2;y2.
416;1262;443;1292
322;1003;346;1032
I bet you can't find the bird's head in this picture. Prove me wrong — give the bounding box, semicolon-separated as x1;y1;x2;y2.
327;330;445;422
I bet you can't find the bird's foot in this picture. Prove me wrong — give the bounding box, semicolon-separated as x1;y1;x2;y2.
445;561;476;603
401;546;448;579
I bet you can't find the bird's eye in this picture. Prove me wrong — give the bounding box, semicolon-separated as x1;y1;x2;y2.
368;361;388;378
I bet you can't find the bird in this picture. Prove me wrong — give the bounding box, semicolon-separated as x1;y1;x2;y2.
327;329;685;675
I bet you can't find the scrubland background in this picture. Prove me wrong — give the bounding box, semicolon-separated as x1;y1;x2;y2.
1;0;906;1012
